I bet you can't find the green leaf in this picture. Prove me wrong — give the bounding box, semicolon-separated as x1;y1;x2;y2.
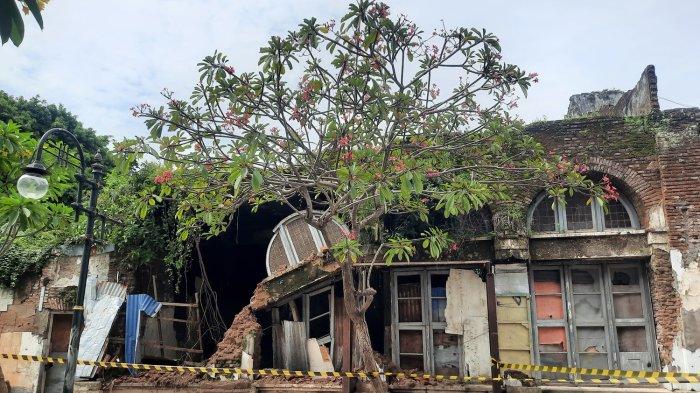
8;0;24;46
251;169;263;192
24;0;43;29
138;205;148;219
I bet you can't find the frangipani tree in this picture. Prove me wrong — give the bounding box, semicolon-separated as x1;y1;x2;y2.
124;2;608;389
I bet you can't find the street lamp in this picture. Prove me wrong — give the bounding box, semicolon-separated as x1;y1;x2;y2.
17;128;113;393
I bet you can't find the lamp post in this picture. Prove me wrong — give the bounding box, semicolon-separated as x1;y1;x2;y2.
17;128;108;393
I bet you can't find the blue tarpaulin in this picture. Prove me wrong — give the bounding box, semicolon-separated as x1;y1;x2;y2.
125;294;161;374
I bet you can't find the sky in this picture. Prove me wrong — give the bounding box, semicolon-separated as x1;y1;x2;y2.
1;0;699;141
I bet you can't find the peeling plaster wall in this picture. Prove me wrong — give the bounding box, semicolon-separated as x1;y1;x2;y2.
444;269;491;376
669;250;700;376
0;249;119;393
44;252;111;289
0;332;44;393
656;108;700;391
0;286;13;312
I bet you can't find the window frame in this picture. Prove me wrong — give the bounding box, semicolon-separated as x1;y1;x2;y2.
527;192;640;233
303;286;335;350
390;269;463;375
529;262;658;374
276;285;335;356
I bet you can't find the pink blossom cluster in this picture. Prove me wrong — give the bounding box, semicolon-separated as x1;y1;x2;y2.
369;3;390;18
602;175;620;201
154;170;173;185
225;111;251;128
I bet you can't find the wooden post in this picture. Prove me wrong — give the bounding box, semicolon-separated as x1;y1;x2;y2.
152;275;165;359
485;263;502;393
194;292;204;360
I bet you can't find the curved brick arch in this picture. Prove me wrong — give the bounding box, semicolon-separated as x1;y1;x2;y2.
521;157;654;228
586;157;652;226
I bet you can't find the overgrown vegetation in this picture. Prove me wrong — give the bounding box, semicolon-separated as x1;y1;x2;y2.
99;162;191;275
0;91;113;286
122;2;610;390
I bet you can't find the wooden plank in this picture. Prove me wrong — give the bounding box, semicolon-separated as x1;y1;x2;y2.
194;292;203;359
153;275;165;358
271;308;283;369
354;260;489;267
282;321;308;370
155;317;190;323
159;302;198;308
139;341;203;354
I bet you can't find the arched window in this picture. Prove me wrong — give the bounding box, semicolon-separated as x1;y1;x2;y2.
528;192;639;233
266;213;348;276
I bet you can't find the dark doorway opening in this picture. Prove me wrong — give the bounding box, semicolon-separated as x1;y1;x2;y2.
190;203;292;357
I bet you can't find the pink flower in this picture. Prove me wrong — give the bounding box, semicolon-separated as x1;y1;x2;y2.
342;151;354;162
602;175;619;201
338;135;351;147
450;243;459;252
154;170;173;185
224;66;235;75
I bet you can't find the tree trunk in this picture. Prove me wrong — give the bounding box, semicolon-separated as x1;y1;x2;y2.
340;258;388;393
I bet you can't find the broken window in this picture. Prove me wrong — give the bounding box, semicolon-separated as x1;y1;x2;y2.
530;263;656;373
275;286;334;363
304;287;333;348
392;270;461;375
528;190;639;233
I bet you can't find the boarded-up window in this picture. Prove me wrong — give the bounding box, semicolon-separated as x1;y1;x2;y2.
392;270;461;375
530;263;655;374
49;313;72;354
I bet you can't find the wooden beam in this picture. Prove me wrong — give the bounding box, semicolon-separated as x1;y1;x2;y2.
152;275;165;358
353;260;490;267
159;302;198;308
485;262;502;393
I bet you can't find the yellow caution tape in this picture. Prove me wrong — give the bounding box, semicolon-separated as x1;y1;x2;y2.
494;358;700;383
1;353;698;384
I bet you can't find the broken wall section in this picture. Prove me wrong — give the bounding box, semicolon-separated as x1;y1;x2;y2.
657;108;700;380
567;65;660;118
0;246;121;393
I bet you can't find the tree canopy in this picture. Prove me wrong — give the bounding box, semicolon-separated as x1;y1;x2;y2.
0;91;111;286
124;2;611;387
0;90;111;164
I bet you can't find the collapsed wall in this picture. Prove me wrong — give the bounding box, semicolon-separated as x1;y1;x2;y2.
567;65;660;118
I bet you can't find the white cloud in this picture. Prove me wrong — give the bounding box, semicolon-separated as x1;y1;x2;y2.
1;0;698;140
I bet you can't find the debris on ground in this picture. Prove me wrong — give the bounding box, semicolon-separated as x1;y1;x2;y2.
207;306;262;368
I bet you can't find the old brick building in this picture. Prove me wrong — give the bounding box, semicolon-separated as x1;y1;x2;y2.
0;66;697;393
245;65;700;391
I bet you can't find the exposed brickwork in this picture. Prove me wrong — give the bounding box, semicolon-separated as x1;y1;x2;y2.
657;109;700;252
648;248;683;364
526;116;664;227
0;277;41;334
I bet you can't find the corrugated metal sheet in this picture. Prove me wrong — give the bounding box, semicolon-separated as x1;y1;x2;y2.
125;294;161;374
75;281;127;378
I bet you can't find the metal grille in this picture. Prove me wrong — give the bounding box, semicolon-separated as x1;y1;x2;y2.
285;218;317;262
604;200;632;229
325;221;346;245
268;236;289;275
532;199;556;232
447;209;492;235
565;194;594;231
